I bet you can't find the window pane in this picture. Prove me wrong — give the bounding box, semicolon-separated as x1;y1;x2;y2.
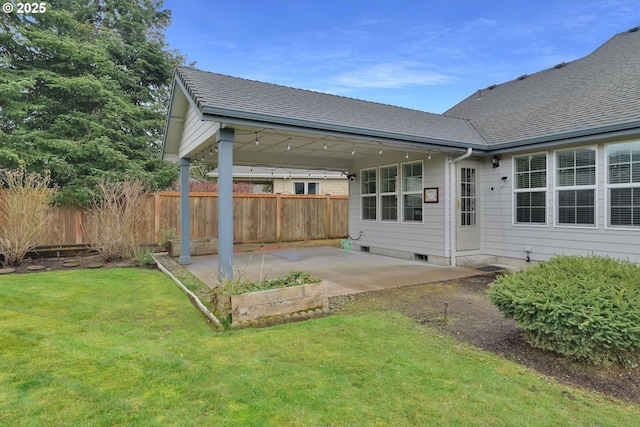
403;194;422;221
609;188;640;227
402;162;422;192
633;163;640;184
558;189;594;225
380;166;397;193
575;167;595;185
381;195;397;221
361;169;376;194
294;182;305;195
576;148;596;166
307;182;318;195
557;151;575;169
557;169;574;187
514;154;546;190
515;191;545;224
362;196;376;220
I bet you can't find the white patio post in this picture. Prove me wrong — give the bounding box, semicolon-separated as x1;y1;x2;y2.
217;128;235;281
179;157;191;265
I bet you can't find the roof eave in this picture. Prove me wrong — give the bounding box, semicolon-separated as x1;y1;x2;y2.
488;120;640;154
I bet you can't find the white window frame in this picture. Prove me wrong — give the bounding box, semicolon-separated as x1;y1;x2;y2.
605;140;640;229
379;164;398;222
512;152;548;226
360;167;377;221
401;160;423;223
554;146;598;228
292;181;320;195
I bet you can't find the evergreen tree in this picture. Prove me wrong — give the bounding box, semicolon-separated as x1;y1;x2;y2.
0;0;181;204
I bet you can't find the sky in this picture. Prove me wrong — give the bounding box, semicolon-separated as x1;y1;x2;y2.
163;0;640;114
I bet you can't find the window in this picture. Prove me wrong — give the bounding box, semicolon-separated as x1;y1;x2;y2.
460;167;477;226
555;147;596;226
607;141;640;227
513;153;547;224
293;182;319;195
379;165;398;221
361;168;377;220
402;161;423;222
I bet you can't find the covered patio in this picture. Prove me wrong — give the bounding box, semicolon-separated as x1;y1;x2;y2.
162;67;489;280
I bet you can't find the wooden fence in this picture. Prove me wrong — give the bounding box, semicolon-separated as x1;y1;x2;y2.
37;192;348;246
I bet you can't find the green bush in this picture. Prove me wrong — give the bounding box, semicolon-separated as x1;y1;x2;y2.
488;255;640;365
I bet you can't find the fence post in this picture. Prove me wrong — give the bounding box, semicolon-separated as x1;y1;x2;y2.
325;194;332;238
75;207;83;244
276;193;282;241
154;192;161;243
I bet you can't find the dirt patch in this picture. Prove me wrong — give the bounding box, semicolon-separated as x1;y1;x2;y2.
332;273;640;405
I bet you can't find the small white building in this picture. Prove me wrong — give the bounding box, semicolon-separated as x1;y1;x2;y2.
208;166;348;195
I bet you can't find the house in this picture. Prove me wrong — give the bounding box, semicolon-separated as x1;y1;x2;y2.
162;26;640;279
207;166;348;195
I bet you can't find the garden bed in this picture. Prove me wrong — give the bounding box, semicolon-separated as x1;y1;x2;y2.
212;272;330;329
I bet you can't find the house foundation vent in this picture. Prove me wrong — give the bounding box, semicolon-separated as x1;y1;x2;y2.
414;254;428;262
360;246;370;253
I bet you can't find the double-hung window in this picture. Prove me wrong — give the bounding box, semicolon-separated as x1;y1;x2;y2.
380;165;398;221
361;168;377;220
513;153;547;224
607;141;640;227
555;147;597;226
402;161;423;222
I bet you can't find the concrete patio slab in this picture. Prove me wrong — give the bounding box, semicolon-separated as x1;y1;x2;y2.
185;246;482;297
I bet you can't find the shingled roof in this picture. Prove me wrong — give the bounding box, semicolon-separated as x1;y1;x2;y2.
444;27;640;146
175;67;486;146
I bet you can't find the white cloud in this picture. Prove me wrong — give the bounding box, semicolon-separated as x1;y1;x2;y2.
332;62;453;89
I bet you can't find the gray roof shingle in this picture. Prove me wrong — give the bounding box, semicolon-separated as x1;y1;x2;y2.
175;67;486;145
444;27;640;145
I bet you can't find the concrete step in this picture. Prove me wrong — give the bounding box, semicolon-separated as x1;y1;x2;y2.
456;255;497;268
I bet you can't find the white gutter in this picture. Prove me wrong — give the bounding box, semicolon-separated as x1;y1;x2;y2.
448;147;473;267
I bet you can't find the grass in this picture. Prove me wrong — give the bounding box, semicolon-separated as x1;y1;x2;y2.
1;269;639;426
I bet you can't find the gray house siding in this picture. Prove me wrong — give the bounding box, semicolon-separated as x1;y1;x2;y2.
180;104;220;158
348;152;449;264
482;139;640;265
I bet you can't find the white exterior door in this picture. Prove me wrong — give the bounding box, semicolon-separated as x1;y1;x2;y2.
456;161;481;251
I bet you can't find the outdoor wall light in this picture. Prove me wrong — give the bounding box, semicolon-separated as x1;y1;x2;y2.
346;173;357;181
492;156;500;168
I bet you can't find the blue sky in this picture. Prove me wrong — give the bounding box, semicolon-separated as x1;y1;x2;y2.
163;1;639;113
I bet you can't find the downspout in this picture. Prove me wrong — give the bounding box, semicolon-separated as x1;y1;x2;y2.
449;147;473;267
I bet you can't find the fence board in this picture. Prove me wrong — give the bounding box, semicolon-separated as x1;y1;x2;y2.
31;192;347;246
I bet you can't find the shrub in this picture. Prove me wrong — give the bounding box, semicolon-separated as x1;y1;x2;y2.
0;163;57;266
488;255;640;365
85;177;149;262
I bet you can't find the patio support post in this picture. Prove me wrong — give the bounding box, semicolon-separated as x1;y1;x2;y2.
179;157;192;265
217;128;235;281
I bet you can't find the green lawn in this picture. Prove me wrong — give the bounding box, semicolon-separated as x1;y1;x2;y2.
1;269;638;426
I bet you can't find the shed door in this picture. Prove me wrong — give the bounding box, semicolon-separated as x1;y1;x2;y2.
456;161;481;251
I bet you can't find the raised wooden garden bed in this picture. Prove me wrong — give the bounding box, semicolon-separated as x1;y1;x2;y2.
214;282;330;329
